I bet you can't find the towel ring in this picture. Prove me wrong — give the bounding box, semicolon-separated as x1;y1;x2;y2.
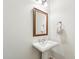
57;21;63;33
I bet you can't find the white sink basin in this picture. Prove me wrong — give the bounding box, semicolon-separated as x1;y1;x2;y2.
33;40;59;52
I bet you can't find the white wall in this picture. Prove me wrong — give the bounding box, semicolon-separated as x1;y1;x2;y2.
3;0;44;59
48;0;75;59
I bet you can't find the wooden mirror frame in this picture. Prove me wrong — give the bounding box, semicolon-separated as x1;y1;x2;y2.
33;8;48;36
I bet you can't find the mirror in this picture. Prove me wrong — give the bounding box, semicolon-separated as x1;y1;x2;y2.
33;8;48;36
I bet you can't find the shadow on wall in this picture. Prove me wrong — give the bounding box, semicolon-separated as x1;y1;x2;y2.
49;50;65;59
58;29;68;44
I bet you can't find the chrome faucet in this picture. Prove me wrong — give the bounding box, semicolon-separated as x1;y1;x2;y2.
39;38;47;45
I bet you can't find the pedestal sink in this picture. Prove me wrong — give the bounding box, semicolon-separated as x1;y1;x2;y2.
32;40;59;59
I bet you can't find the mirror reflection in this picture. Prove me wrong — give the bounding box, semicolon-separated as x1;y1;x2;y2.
36;12;46;34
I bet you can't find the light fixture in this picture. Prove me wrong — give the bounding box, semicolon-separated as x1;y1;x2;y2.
34;0;48;7
41;0;47;5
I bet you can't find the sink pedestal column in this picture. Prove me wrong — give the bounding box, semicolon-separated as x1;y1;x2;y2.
41;51;49;59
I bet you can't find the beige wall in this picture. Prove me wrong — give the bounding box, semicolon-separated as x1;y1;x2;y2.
48;0;75;59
